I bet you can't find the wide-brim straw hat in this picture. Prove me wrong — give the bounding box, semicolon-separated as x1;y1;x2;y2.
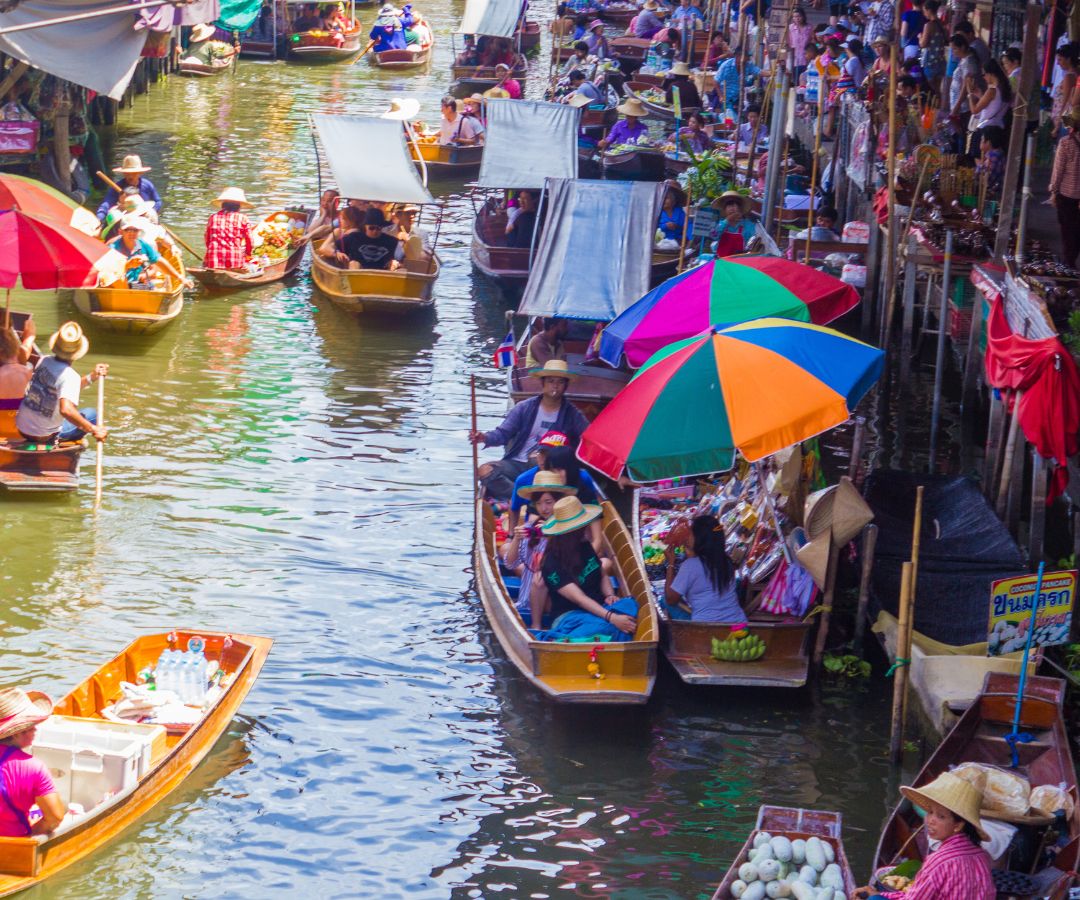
119;194;155;218
189;22;216;42
517;470;579;500
617;97;647;117
0;688;53;740
541;495;603;536
49;321;89;362
113;154;151;175
717;189;750;213
803;477;874;545
212;187;254;209
568;92;596;108
119;213;145;233
588;18;604;30
901;772;990;843
669;60;692;77
530;359;577;381
381;97;421;120
483;87;511;99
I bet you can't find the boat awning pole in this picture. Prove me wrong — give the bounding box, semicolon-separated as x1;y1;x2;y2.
0;0;176;35
526;182;546;270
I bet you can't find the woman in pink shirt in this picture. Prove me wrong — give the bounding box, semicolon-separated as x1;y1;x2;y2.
788;7;814;83
0;687;64;837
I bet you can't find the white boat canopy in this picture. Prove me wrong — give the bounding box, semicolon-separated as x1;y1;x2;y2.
518;178;664;321
313;113;435;206
478;100;580;190
455;0;521;38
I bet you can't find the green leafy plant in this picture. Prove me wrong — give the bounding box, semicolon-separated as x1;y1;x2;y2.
823;652;872;679
678;151;735;202
1063;310;1080;354
1057;553;1076;570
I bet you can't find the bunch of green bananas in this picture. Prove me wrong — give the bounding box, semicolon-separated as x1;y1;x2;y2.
710;630;765;662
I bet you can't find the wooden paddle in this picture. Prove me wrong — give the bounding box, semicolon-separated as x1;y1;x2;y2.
94;170;205;263
94;373;105;509
350;38;378;65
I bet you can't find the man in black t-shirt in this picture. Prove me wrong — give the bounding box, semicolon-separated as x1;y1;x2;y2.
340;207;401;270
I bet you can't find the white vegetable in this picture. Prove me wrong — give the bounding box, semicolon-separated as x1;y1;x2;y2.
731;880;748;899
787;882;815;900
738;862;759;884
777;861;791;880
804;837;826;872
798;865;818;885
757;859;781;882
753;832;773;849
832;892;846;900
822;841;835;865
766;881;791;899
819;864;843;890
742;882;767;900
754;843;775;862
770;836;793;863
791;839;806;865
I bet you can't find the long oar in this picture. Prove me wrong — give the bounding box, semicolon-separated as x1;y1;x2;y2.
94;170;205;263
350;38;378;65
94;373;105;508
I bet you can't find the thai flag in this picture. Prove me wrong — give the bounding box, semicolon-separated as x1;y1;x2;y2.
494;330;517;369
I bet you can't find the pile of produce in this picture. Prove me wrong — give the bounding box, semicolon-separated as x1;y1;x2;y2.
250;214;305;264
729;833;845;899
607;138;660;153
711;629;765;662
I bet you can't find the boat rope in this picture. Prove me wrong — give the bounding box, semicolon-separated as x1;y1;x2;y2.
801;605;832;622
885;657;910;677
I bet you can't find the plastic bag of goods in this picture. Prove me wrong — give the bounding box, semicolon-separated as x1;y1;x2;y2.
842;221;870;243
1029;783;1075;818
841;264;867;287
950;763;1031;818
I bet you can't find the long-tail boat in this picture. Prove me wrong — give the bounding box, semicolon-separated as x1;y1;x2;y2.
372;13;435;68
285;0;363;61
871;672;1079;899
177;54;235;76
712;806;856;899
600;145;666;181
0;630;271;896
623;80;701;122
189;209;312;292
451;0;528;93
474;497;658;703
311;112;442;315
410;139;485;175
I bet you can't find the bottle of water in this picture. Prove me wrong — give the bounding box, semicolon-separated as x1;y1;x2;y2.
181;654;197;704
156;651;175;695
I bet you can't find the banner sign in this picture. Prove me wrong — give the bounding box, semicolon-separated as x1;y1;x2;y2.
987;570;1076;656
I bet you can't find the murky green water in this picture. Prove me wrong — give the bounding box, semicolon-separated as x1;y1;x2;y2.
1;12;904;898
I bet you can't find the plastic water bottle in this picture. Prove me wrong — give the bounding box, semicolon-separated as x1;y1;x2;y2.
156;651;175;695
181;654;197;704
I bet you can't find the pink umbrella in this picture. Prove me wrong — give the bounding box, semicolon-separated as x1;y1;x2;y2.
0;208;124;290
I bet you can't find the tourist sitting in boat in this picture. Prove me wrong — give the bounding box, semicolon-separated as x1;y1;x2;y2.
0;325;33;418
504;190;538;248
204;187;255;271
321;3;348;31
561;40;598;77
793;206;841;242
491;63;523;99
463;94;488;129
335;208;401;271
303;188;342;244
710;190;756;256
95;154;162;223
291;3;321;30
567;69;602;105
651;28;681;73
537;496;639;639
389;204;428;262
109;216;188;288
597;98;649;151
668;111;712;154
663;515;746;623
438;97;484;146
584;20;608;59
16;321;108;445
511;440;601;529
0;687;64;837
478;37;515;69
669;0;703;29
470;359;589;501
657;186;690;241
633;0;667;39
735;103;768;147
853;772;994;899
316;204;359;261
664;61;701;107
183;23;235;65
525;317;567;369
370;6;406;52
704;32;733;67
456;34;479;65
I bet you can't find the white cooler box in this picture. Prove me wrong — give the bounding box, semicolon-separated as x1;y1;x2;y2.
33;716;166;812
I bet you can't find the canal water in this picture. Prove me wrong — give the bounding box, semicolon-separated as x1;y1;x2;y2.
1;9;909;898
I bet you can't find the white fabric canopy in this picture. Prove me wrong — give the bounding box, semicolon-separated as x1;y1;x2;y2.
478;100;579;190
0;0;151;100
518;178;663;321
455;0;520;38
313;113;435;206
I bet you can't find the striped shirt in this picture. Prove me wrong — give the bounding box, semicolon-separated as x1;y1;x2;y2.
1050;132;1080;201
882;834;994;900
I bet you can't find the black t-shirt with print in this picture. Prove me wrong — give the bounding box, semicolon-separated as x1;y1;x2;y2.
542;547;604;619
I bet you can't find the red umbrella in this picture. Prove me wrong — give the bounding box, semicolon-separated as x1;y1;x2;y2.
0;208;124;290
0;174;100;235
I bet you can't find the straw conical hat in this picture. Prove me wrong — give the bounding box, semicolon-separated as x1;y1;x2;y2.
190;23;216;42
901;772;990;842
804;476;874;545
381;97;421;120
0;687;53;740
616;97;647;117
212;187;254;209
517;470;578;500
795;532;832;590
113;154;151;175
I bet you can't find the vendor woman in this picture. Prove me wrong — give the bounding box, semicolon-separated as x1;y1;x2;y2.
539;496;639;640
664;514;746;623
597;98;649;151
853;771;994;899
0;687;64;837
711;190;756;256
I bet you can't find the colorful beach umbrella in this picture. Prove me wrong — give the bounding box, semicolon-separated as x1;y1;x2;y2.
599;256;861;369
579;319;885;483
0;209;125;290
0;174;100;236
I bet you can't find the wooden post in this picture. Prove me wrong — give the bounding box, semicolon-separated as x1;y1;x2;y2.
983;388;1005;497
1005;430;1025;537
848;415;866;484
898;238;917;385
961;282;987;416
1029;450;1047;563
928;230;953;472
863;220;881;338
889;560;914;764
909;484;924;624
879;0;902;350
804;89;825;265
812;539;841;665
996;390;1023;518
853;523;878;654
94;374;105;508
52;89;72;195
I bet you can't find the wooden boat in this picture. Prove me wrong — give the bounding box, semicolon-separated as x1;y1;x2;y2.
410;138;484;174
608;35;650;71
72;240;186;335
310;251;440;314
373;18;434;68
471;199;531;283
177;55;235;76
451;54;527;94
872;672;1080;899
474;498;658;703
580;102;618;130
516;20;540;51
624;81;700;122
600;1;637;25
0;630;272;896
190;209;311;292
510;352;629;420
712;806;857;899
287;24;363;61
601;145;666;181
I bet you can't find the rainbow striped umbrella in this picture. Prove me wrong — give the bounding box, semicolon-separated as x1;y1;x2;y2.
599;256;861;368
579;319;884;482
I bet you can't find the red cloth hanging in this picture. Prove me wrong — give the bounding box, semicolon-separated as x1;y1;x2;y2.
983;297;1080;502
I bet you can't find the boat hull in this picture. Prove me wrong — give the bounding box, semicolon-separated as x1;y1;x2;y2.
450;56;526;94
0;440;85;492
287;30;363;61
624;82;700;122
72;286;184;334
470;206;531;283
474;499;658;704
411;140;484;173
373;45;432;68
177;59;233;76
601;148;666;181
190;209;311;291
311;252;440;314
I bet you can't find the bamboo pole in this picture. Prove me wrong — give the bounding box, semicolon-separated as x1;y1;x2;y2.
677;183;693;273
803;88;824;264
879;0;903;347
996;390;1024;518
928;231;953;472
94;374;105;509
903;485;924;724
853;523;878;653
812;538;841;665
889;560;914;764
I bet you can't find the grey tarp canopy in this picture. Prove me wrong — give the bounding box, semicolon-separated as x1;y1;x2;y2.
478;100;579;190
517;178;663;320
312;113;434;206
455;0;520;38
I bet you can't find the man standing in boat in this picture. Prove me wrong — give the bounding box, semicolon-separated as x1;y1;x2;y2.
95;155;162;223
470;359;589;501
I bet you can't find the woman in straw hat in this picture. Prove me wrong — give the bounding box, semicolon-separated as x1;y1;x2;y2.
852;771;994;898
95;154;161;223
537;496;639;639
710;189;756;256
16;321;108;446
597;97;649;151
633;0;666;39
204;188;255;271
663;60;702;108
0;687;64;837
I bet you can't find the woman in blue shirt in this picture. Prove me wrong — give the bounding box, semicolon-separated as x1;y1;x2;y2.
657;186;691;241
664;514;746;623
